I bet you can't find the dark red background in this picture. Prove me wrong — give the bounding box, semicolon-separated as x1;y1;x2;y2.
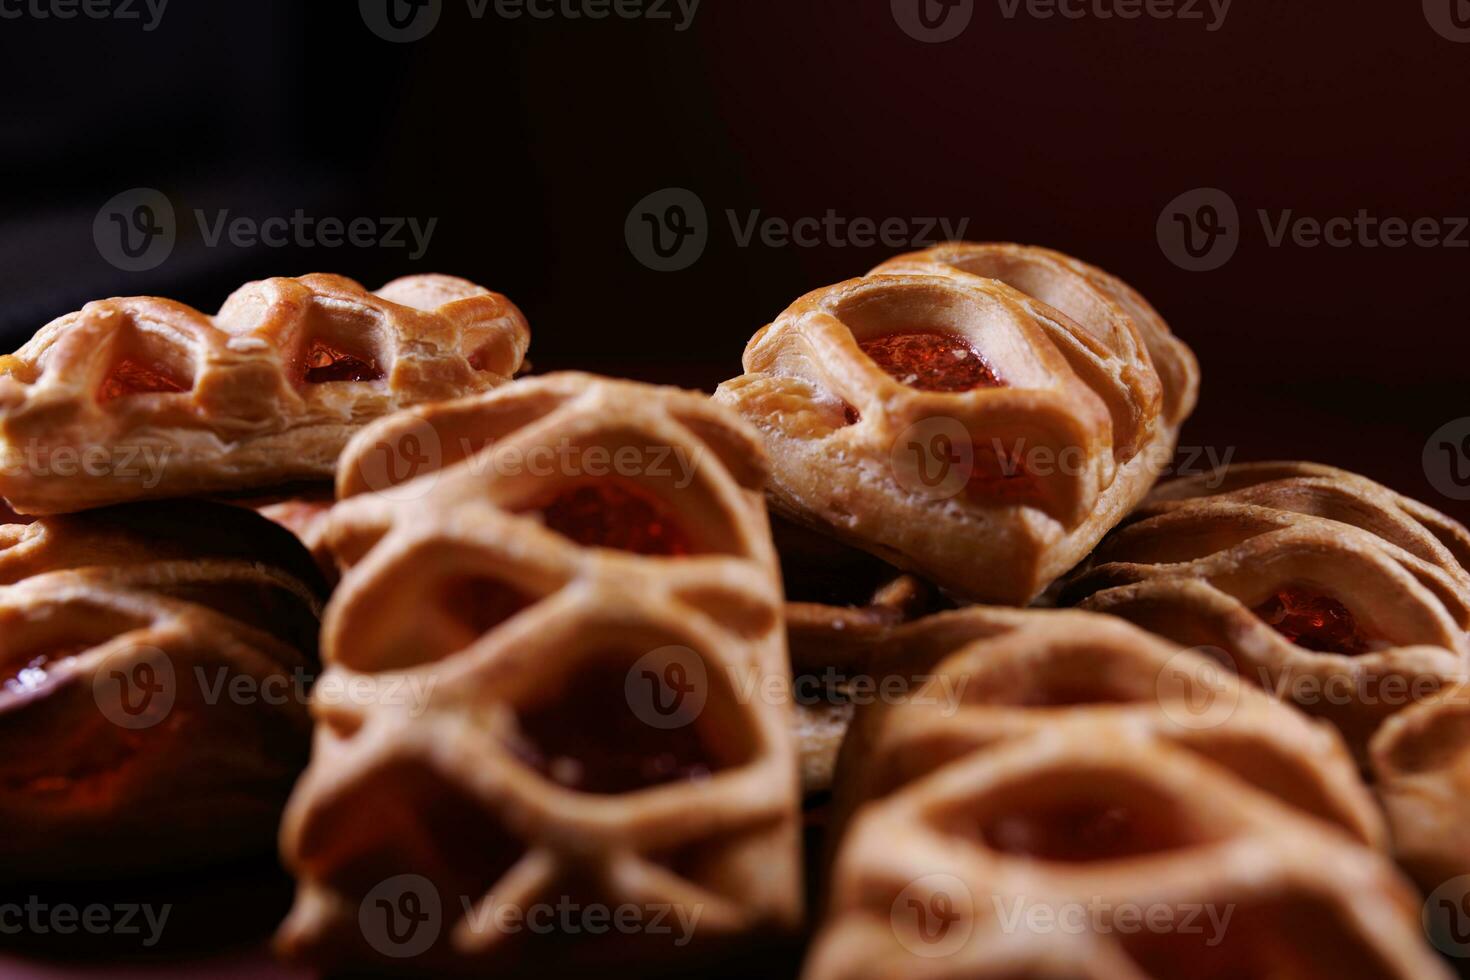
1;2;1468;974
3;0;1467;520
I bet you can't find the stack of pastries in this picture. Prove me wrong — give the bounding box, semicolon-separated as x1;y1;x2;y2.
1;244;1465;978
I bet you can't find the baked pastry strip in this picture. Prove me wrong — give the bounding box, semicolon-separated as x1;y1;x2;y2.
0;273;528;513
0;501;325;878
716;242;1199;605
1064;461;1470;761
804;607;1444;979
277;374;802;973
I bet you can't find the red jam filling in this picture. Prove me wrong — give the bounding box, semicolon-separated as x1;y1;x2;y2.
859;331;1003;392
302;339;383;384
979;799;1194;863
98;358;188;402
534;482;694;556
1253;587;1375;655
509;658;723;794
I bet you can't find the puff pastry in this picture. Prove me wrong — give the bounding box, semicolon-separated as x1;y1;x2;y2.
716;242;1199;605
0;273;528;514
806;608;1444;980
0;501;324;877
1065;461;1470;760
1372;682;1470;894
277;374;801;972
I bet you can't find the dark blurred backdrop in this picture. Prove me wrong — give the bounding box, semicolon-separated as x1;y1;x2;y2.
2;0;1467;521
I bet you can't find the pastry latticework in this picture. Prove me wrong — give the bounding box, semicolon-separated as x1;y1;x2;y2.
805;608;1447;980
0;501;324;877
716;242;1199;605
0;273;528;514
1064;461;1470;759
277;374;801;973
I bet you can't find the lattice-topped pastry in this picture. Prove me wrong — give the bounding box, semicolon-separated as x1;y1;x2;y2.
1372;682;1470;893
804;608;1443;979
277;374;801;972
0;273;529;514
715;242;1199;605
825;607;1383;847
0;501;325;878
1064;461;1470;760
805;736;1446;979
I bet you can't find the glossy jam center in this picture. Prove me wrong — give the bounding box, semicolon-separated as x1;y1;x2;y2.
980;800;1194;863
1253;587;1375;655
98;358;188;402
510;658;723;794
859;331;1003;392
535;482;694;556
302;339;382;384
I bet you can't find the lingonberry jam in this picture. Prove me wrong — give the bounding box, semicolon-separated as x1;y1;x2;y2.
1253;587;1376;655
859;331;1003;392
302;339;383;384
535;482;694;556
98;358;188;402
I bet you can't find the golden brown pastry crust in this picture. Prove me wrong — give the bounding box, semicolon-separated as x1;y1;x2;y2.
715;242;1199;605
0;273;528;514
1372;682;1470;893
0;501;324;878
277;374;801;973
806;608;1442;980
1065;461;1470;760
